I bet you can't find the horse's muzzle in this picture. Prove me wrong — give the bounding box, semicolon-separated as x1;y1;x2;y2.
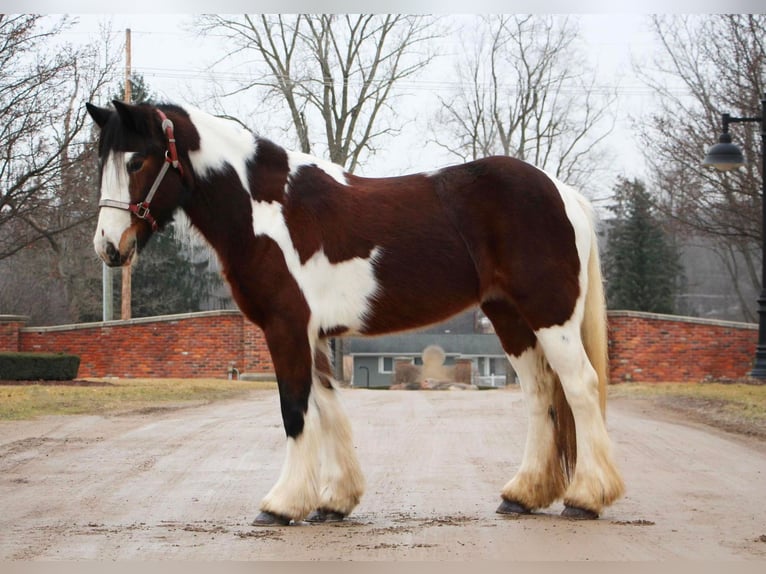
101;241;135;267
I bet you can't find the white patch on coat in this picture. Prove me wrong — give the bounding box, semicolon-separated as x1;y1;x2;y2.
534;316;623;511
535;167;593;288
251;200;380;334
93;151;136;259
286;150;347;186
184;105;256;195
181;105;346;201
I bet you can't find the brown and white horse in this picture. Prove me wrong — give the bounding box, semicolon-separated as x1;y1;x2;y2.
86;100;624;525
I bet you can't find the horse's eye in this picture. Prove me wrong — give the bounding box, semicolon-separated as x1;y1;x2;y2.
127;156;145;174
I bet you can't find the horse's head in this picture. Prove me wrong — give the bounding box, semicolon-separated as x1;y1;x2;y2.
86;100;189;267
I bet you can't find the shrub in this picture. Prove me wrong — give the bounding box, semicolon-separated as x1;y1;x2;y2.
394;362;421;384
0;352;80;381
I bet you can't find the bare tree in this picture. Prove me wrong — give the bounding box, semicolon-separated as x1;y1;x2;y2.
0;16;120;324
638;14;765;321
0;15;119;262
433;15;616;191
195;14;440;173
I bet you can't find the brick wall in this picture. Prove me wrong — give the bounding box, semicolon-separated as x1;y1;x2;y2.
608;310;758;382
0;310;759;382
11;311;274;379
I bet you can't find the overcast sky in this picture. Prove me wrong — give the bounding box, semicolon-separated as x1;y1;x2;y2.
12;5;764;202
56;13;664;196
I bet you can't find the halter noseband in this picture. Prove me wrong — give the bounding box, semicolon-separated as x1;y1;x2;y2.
98;109;184;232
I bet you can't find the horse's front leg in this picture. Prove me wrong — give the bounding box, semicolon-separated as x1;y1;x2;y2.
253;322;320;526
305;339;365;523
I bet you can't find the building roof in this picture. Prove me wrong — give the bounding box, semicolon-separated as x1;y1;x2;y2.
344;333;505;356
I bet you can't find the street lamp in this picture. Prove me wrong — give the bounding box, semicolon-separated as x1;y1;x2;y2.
703;94;766;379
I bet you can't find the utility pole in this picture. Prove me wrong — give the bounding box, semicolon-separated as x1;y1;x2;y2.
121;28;132;321
102;264;113;321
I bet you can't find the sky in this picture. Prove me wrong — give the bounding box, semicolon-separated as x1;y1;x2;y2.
53;13;661;198
8;4;763;202
9;0;766;12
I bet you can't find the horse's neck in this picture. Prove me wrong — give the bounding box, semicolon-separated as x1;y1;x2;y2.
182;112;314;272
182;177;249;255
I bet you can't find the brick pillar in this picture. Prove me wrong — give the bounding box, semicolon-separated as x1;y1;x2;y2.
0;315;28;352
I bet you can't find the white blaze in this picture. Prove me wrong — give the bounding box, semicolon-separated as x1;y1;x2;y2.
93;151;136;261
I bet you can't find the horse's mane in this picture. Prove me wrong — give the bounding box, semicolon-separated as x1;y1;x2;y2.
97;100;189;156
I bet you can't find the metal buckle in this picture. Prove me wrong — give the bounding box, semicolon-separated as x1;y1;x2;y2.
134;202;151;220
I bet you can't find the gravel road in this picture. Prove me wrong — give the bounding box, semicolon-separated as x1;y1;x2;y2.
1;387;765;560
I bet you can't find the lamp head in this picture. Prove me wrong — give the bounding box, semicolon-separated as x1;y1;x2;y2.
703;131;745;171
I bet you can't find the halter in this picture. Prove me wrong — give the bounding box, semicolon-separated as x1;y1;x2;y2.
98;109;184;232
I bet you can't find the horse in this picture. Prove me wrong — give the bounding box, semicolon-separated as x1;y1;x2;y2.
85;100;625;526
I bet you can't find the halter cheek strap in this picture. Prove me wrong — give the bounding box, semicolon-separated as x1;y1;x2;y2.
98;109;183;232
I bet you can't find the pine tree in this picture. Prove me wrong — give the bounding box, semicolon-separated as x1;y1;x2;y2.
115;73;154;105
603;177;683;313
128;225;224;318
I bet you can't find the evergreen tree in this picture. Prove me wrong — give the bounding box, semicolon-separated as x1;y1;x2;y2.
127;224;224;317
115;73;154;105
603;177;683;313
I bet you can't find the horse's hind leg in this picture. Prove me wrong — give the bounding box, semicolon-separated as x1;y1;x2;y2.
535;323;625;517
305;340;365;522
500;346;570;513
481;299;567;513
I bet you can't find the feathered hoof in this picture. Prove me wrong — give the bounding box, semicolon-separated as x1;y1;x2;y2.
252;510;292;526
561;505;599;520
496;498;532;515
305;508;347;523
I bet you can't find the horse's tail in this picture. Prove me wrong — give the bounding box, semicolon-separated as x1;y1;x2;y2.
552;197;609;483
581;209;609;418
551;363;577;484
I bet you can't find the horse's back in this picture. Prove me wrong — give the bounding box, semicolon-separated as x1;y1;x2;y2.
429;157;583;312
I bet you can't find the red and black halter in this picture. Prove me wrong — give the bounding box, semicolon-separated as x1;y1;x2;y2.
98;109;183;231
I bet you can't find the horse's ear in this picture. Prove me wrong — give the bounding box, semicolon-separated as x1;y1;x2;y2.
86;103;112;128
112;100;150;134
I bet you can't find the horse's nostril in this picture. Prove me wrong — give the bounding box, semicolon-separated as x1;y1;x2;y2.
105;242;120;265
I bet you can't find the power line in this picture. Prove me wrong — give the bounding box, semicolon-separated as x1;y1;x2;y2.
132;64;684;98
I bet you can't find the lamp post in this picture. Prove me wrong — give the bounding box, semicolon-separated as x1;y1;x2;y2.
703;93;766;379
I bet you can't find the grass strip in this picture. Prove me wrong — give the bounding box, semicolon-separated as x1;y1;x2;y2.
0;378;276;420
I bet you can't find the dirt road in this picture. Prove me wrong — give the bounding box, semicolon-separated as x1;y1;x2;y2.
1;387;765;561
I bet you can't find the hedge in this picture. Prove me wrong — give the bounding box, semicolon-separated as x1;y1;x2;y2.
0;352;80;381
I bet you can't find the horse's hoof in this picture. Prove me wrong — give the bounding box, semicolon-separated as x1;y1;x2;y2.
496;499;532;515
252;511;292;526
561;505;599;520
305;508;347;523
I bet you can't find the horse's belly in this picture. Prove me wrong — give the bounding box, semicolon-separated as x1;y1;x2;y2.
359;252;480;335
